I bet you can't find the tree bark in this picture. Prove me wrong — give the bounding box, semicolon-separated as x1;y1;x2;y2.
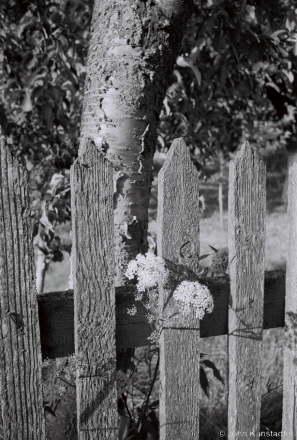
79;0;193;285
282;150;297;204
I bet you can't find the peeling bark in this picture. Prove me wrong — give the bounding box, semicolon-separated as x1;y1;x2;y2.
79;0;193;285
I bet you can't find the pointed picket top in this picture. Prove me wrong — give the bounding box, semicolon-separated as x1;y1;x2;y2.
73;136;107;168
158;137;200;273
159;137;194;174
0;135;27;180
232;140;262;163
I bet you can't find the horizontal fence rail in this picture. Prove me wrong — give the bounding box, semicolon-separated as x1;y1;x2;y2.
38;269;285;359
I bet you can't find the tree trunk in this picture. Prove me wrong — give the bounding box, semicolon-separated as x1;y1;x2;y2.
79;0;193;285
218;151;224;229
282;150;297;204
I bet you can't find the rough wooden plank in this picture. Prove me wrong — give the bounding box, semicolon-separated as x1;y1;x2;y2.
71;139;117;439
157;138;200;440
37;270;286;358
0;137;46;439
228;142;266;440
282;162;297;435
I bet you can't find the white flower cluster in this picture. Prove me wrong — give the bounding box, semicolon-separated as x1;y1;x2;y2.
125;252;168;293
125;253;166;338
173;281;214;320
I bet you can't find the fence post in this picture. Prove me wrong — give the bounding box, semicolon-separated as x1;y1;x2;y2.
282;162;297;435
0;137;46;439
157;138;200;440
228;142;266;439
71;138;117;439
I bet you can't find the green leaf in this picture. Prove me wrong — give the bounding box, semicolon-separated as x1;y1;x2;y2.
44;405;56;417
127;360;136;372
199;253;211;261
200;366;209;397
208;245;218;252
202;359;224;384
271;29;287;40
140;418;157;438
241;0;247;15
278;47;288;58
21;90;32;112
42;105;53;130
148;400;159;410
119;416;130;440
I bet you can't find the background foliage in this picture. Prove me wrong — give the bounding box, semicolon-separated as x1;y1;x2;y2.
1;0;297;283
1;0;297;179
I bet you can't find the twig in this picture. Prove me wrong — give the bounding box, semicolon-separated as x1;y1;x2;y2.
137;351;160;431
200;410;224;432
261;384;282;399
123;394;134;424
57;376;76;388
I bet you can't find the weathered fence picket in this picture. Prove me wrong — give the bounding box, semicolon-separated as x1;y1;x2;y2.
228;142;266;439
0;137;46;439
71;139;117;439
157;138;200;440
282;162;297;436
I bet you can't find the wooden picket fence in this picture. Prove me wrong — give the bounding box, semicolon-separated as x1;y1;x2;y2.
0;134;295;439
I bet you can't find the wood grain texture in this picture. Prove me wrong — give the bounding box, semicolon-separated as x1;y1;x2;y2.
228;142;266;440
71;139;117;439
157;138;200;440
37;270;285;358
282;162;297;436
0;137;46;439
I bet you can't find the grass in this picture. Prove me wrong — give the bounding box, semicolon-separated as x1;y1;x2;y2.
199;203;287;271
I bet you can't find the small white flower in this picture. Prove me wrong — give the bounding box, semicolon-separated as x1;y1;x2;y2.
146;313;154;324
135;292;144;301
127;305;137;316
147;329;161;343
173;281;214;320
125;253;168;292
